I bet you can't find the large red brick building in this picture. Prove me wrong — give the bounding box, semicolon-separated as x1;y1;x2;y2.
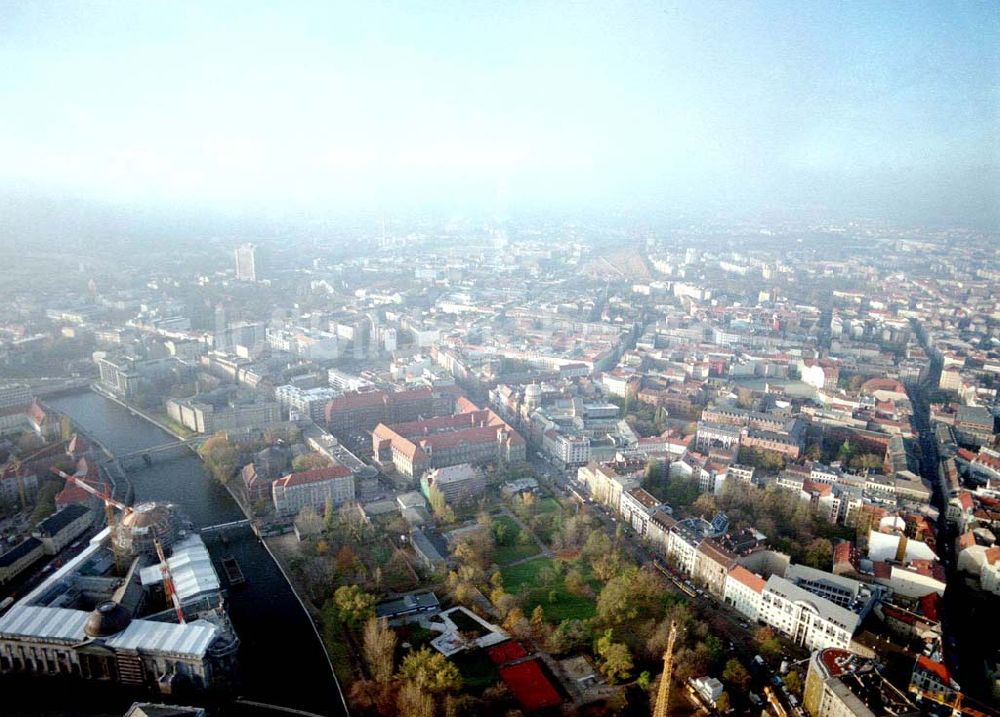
372;408;525;478
324;386;461;435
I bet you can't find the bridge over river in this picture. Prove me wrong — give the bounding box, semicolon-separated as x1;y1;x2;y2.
111;434;209;470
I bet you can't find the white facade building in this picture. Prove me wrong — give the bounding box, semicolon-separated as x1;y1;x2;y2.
619;487;662;537
723;566;766;622
542;431;590;467
759;575;860;651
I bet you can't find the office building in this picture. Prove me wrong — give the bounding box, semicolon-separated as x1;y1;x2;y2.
234;243;257;281
372;409;525;478
325;386;461;436
272;465;355;517
0;383;32;409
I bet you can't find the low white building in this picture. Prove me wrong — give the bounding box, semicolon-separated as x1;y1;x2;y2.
728;463;755;484
0;383;32;409
872;561;946;598
421;463;486;504
33;505;92;555
867;530;937;563
274;385;341;422
577;463;639;513
690;676;724;706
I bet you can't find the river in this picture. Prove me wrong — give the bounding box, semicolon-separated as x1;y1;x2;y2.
33;390;347;717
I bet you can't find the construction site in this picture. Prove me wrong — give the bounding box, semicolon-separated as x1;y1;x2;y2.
0;465;239;695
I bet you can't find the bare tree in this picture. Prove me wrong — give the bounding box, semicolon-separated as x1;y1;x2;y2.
398;681;434;717
362;616;397;683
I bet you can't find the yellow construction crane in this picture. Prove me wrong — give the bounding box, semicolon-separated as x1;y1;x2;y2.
653;621;679;717
912;687;996;717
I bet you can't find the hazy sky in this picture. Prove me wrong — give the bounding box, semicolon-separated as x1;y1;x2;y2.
1;1;998;225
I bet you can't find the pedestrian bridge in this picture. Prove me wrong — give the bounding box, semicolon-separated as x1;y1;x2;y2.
112;435;208;469
200;518;252;534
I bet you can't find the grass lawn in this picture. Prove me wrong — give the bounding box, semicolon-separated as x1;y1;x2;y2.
491;515;541;566
501;557;596;623
535;497;561;514
494;541;540;565
501;557;557;591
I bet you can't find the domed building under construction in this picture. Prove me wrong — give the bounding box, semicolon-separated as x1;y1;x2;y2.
0;500;239;694
112;501;181;558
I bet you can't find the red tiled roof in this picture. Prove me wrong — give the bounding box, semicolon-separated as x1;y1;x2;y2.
802;478;833;497
957;531;976;550
973;451;1000;471
727;565;765;593
67;434;89;455
28;399;49;426
455;396;481;414
376;409;524;461
326;390;388;412
698;539;736;568
273;465;351;488
832;541;854;565
861;378;906;394
957;448;977;462
55;463;105;509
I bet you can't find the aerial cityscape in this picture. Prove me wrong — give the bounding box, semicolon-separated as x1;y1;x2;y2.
0;3;998;717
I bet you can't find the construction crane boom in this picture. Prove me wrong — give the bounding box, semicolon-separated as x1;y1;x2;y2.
51;466;131;571
50;466;131;513
765;686;788;717
912;687;996;717
154;537;186;625
653;621;678;717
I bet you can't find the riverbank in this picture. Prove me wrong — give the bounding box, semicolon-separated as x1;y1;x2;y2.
263;532;352;712
47;390;347;716
90;383;191;440
265;532;359;688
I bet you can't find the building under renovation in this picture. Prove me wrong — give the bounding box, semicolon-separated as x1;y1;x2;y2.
112;501;182;558
0;501;238;694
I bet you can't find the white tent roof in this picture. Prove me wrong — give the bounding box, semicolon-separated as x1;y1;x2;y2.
139;534;220;601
